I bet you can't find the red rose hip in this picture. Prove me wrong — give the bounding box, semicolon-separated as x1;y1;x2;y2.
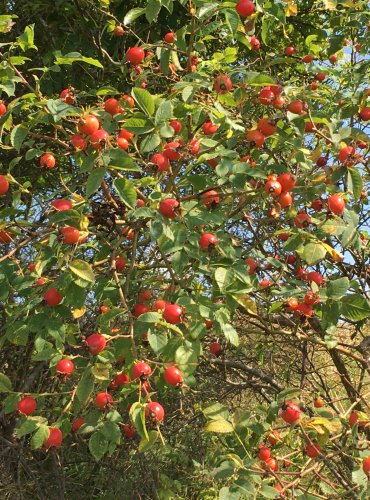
86;334;107;355
145;401;165;422
17;396;37;416
164;366;183;386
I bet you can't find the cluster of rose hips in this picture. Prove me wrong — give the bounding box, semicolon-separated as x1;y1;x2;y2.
15;349;185;449
264;172;296;209
254;401;322;494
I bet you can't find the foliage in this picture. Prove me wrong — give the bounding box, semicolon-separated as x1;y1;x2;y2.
0;0;370;498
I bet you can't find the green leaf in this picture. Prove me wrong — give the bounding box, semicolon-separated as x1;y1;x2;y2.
203;403;229;421
283;233;305;251
352;467;368;488
16;417;45;438
160;49;171;76
130;403;149;440
25;149;39;161
76;368;94;405
50;209;81;226
340;224;357;248
175;341;201;376
138;312;162;323
131;88;155;117
302;242;327;265
89;432;109;461
205;418;234;433
248;74;276;86
105;149;139;171
324;334;337;349
6;321;29;346
101;421;121;444
223;323;239;347
46;99;76;121
224;9;239;35
347;167;363;200
172;250;189;275
70;260;95;283
123;117;155;134
31;424;49;450
2;393;19;414
146;0;161;23
55;52;103;68
260;484;281;498
161;0;173;13
10;125;27;151
80;155;96;173
322;301;340;331
17;25;36;51
199;4;218;18
320;218;345;236
138;430;159;452
261;17;274;45
0;70;16;96
341;294;370;321
150;219;164;239
140;133;161;153
86;168;105;198
96;86;118;96
182;85;195;103
277;387;301;403
219;487;239;500
159;123;174;138
113;178;137;209
269;2;286;22
0;372;12;392
148;330;168;353
124;8;145;25
327;277;349;299
215;267;233;292
155;101;173;126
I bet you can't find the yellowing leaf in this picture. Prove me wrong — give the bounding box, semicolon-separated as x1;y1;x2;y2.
302;242;327;265
70;259;95;283
157;320;184;337
193;282;205;294
312;172;327;183
80;216;90;231
72;193;84;202
232;294;257;315
73;306;86;319
321;243;344;262
323;0;337;8
225;453;244;468
302;417;342;434
310;147;322;162
285;0;298;17
205;419;234;433
91;363;110;381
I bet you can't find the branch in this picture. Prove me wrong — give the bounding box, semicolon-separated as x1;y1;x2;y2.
208;357;283;392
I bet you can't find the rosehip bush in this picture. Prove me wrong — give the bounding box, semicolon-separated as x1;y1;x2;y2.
0;0;370;498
